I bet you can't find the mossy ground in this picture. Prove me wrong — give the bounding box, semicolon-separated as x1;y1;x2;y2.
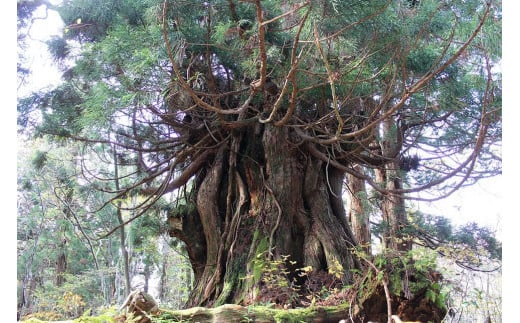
21;303;350;323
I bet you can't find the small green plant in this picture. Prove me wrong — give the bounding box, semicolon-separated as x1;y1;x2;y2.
352;245;450;319
249;253;303;307
327;258;344;280
57;291;86;318
21;312;63;322
74;306;118;323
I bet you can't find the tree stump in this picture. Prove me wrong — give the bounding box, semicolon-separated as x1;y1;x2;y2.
117;290;159;323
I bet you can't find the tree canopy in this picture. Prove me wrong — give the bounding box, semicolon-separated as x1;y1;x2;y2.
20;0;501;199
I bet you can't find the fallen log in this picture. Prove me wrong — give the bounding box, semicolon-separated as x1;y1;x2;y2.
157;303;350;323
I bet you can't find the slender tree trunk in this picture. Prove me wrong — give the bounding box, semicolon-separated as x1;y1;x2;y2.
376;118;411;252
348;164;371;254
19;194;46;319
113;147;131;295
375;165;410;252
106;236;117;304
143;262;151;293
159;241;168;302
55;237;67;286
117;198;131;296
56;182;76;287
19;267;37;319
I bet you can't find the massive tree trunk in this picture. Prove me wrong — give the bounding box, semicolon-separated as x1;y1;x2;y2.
168;122;359;307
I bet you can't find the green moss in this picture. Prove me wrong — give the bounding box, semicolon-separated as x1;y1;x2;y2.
248;303;350;323
20;303;351;323
253;236;269;281
169;202;196;219
158;306;212;322
215;276;241;307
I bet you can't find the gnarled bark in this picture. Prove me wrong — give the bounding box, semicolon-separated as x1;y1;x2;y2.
168;123;360;307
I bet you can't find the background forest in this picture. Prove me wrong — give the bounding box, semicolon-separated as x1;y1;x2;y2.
16;0;502;322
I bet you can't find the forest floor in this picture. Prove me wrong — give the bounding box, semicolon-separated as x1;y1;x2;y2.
19;283;446;322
